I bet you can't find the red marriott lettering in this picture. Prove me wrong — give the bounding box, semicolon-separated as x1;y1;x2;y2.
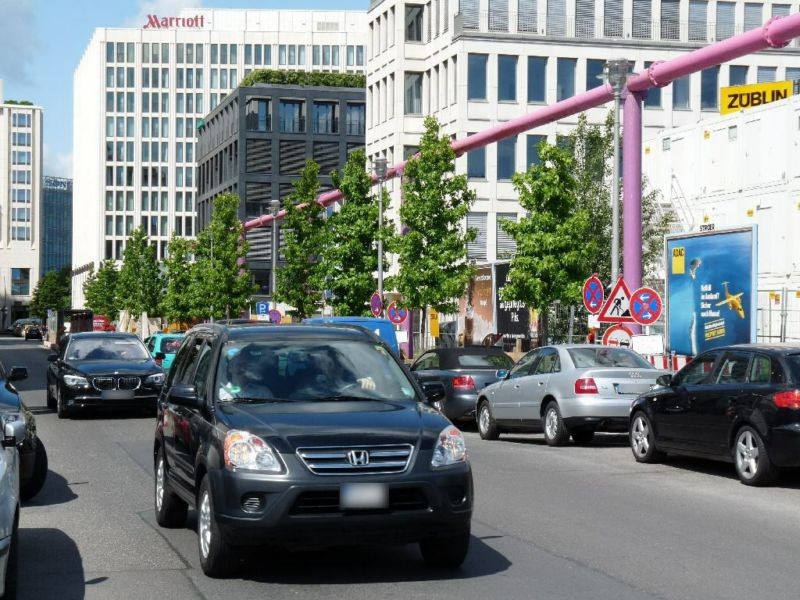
143;15;205;29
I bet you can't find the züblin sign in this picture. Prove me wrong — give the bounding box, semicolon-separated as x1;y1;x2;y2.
143;14;205;29
720;80;793;115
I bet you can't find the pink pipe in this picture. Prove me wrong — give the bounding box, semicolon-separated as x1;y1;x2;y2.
622;91;644;334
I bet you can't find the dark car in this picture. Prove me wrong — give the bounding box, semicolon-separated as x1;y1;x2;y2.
410;347;514;421
24;325;43;341
0;362;48;500
154;323;472;577
46;332;165;418
630;344;800;486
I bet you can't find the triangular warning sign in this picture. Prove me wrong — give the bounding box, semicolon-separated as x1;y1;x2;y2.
598;277;636;323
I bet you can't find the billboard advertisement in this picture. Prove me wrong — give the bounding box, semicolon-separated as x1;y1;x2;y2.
665;226;757;356
495;262;530;338
458;266;493;346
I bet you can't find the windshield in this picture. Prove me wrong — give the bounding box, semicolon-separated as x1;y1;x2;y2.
568;347;654;369
216;339;417;403
456;353;514;368
66;337;150;361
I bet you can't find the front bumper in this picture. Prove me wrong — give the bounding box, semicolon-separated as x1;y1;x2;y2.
208;455;473;549
62;387;160;411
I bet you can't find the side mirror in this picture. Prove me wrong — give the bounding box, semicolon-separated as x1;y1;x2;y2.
421;381;446;404
168;384;203;409
8;367;27;382
47;354;59;363
2;419;26;448
656;373;673;387
495;369;509;380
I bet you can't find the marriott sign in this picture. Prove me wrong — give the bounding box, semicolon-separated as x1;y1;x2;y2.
143;14;206;29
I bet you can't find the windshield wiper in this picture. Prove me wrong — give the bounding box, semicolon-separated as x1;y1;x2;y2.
308;394;378;402
218;396;292;404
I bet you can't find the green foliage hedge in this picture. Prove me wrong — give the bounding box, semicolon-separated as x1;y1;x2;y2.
239;69;366;90
5;100;33;106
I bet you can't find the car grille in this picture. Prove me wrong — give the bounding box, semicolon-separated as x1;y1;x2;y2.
290;487;428;515
91;376;141;391
296;444;414;476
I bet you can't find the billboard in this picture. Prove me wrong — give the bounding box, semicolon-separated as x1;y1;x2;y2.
495;262;530;338
665;226;757;356
459;266;493;346
719;80;793;115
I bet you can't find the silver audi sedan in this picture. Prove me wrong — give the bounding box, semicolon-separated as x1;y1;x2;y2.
476;345;669;446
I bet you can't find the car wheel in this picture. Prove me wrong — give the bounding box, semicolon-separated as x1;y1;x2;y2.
477;401;499;440
154;449;188;528
419;530;470;568
571;430;595;446
56;386;70;419
543;402;569;447
629;412;664;463
20;439;48;501
198;475;237;577
46;382;55;410
733;426;778;486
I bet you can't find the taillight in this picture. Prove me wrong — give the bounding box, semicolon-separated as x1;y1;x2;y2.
452;375;476;391
773;389;800;409
574;378;599;394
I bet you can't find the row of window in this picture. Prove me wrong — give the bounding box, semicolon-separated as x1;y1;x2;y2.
371;1;450;57
104;166;194;189
11;189;31;203
177;68;205;89
141;92;169;114
11;227;31;242
103;218;195;260
106;66;136;89
106;42;136;64
11;208;31;222
243;98;366;135
104;190;194;214
141;68;171;89
11;132;31;146
11;113;31;128
107;92;135;114
105;140;193;164
11;151;31;166
11;171;31;185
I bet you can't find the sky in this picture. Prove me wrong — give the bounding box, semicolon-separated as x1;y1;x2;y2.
0;0;369;179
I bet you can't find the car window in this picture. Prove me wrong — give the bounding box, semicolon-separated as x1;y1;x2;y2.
675;353;718;385
65;337;149;361
510;350;539;379
173;335;205;387
456;353;513;368
749;354;779;384
193;341;214;401
567;347;653;369
413;353;439;371
714;352;751;385
533;349;558;375
163;337;183;353
146;337;155;352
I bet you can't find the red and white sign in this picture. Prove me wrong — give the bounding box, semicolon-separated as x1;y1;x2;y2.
143;14;206;29
629;287;663;326
643;354;691;371
582;275;605;315
602;324;633;347
387;302;408;325
597;277;636;323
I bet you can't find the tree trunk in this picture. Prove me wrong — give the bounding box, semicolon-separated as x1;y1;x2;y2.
420;307;427;352
539;309;549;347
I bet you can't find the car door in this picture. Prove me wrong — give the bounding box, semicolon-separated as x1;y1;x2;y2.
490;349;541;421
517;348;559;422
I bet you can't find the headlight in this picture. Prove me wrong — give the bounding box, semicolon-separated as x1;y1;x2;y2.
223;430;283;473
63;374;89;388
431;426;468;468
145;373;165;386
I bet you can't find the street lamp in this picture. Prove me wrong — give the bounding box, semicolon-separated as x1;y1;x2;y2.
372;157;388;308
602;58;632;282
270;198;281;300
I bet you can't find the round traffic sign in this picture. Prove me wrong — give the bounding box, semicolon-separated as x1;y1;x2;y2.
602;324;633;347
268;309;282;323
582;275;605;315
386;302;408;325
370;292;383;317
630;287;663;325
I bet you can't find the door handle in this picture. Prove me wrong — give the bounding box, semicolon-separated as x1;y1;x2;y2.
514;384;521;389
538;381;545;386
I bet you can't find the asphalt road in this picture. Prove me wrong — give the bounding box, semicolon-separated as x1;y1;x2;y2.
5;335;800;599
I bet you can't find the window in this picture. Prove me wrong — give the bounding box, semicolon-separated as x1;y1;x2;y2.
466;212;487;260
11;268;30;296
744;3;762;31
533;348;559;374
279;45;287;65
688;0;708;42
575;0;594;37
701;66;719;109
632;0;652;38
604;0;623;37
547;0;566;35
467;136;486;178
526;134;547;167
729;65;748;87
406;5;424;41
279;100;305;133
404;72;423;114
346;103;366;135
312;101;338;134
468;54;488;100
496;213;517;259
787;67;800;84
356;45;364;66
497;138;516;180
498;55;517;101
644;62;661;107
556;58;576;101
676;352;718;385
245;98;270;131
715;352;751;385
772;3;791;17
586;59;605;91
346;45;354;66
489;0;509;31
527;57;547;103
661;0;680;40
716;2;735;40
757;66;777;83
672;75;690;109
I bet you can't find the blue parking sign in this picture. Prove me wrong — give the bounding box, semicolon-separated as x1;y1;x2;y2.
255;301;269;316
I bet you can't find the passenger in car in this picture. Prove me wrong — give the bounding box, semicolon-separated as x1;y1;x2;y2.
219;345;287;400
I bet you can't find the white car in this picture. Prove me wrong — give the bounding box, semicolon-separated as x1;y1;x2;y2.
0;418;25;598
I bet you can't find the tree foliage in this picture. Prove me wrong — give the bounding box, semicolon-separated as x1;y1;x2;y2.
191;193;254;320
116;227;162;316
275;160;327;319
238;69;365;90
29;269;71;319
83;260;120;320
393;116;476;317
162;235;195;323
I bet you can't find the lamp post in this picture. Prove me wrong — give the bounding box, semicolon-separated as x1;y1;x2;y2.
603;58;632;282
372;157;388;307
270;199;281;301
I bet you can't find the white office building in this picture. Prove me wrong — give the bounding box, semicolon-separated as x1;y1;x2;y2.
72;8;368;308
366;0;800;266
0;81;42;325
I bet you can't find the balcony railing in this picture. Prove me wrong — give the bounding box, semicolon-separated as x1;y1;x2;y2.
345;120;366;136
245;113;271;132
279;116;306;134
312;117;339;134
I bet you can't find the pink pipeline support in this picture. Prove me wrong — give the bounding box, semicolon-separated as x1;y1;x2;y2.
622;91;644;334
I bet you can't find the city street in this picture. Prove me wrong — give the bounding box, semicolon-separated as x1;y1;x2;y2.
5;335;800;599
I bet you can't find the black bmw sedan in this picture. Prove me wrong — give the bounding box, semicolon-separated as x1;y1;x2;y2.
154;323;472;577
630;344;800;486
46;332;165;418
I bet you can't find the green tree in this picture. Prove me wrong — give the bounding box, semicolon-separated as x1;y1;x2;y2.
162;234;195;323
275;160;327;319
321;150;390;316
83;260;120;320
29;268;71;319
116;227;162;316
191;193;254;320
393;116;476;335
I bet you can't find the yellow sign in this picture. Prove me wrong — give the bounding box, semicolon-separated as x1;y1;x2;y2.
429;308;439;338
671;246;685;275
720;80;793;115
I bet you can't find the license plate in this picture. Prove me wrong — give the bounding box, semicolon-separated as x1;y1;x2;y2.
101;390;135;401
340;483;388;510
615;383;652;395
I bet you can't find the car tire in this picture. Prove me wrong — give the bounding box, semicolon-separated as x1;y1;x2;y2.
570;430;595;446
733;426;778;486
629;412;664;463
197;475;237;577
420;531;470;568
56;386;70;420
46;382;56;410
20;439;48;501
477;401;499;441
154;449;188;528
543;402;569;447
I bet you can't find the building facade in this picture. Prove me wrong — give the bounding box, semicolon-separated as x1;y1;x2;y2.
41;176;73;276
0;81;42;326
197;82;366;295
366;0;800;267
72;8;368;308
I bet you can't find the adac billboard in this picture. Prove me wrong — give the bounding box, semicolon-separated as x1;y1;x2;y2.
665;226;757;356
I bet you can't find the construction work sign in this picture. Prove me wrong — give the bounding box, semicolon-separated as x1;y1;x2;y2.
720;80;793;115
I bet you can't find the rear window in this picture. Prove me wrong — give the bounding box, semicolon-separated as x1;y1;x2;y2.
456;353;513;369
568;348;654;369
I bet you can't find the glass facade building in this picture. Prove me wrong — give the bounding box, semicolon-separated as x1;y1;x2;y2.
41;176;73;275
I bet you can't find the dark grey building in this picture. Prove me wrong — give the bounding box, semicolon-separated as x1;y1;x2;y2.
196;82;365;296
41;176;73;275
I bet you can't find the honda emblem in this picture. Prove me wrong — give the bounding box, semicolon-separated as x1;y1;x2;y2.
347;450;370;467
